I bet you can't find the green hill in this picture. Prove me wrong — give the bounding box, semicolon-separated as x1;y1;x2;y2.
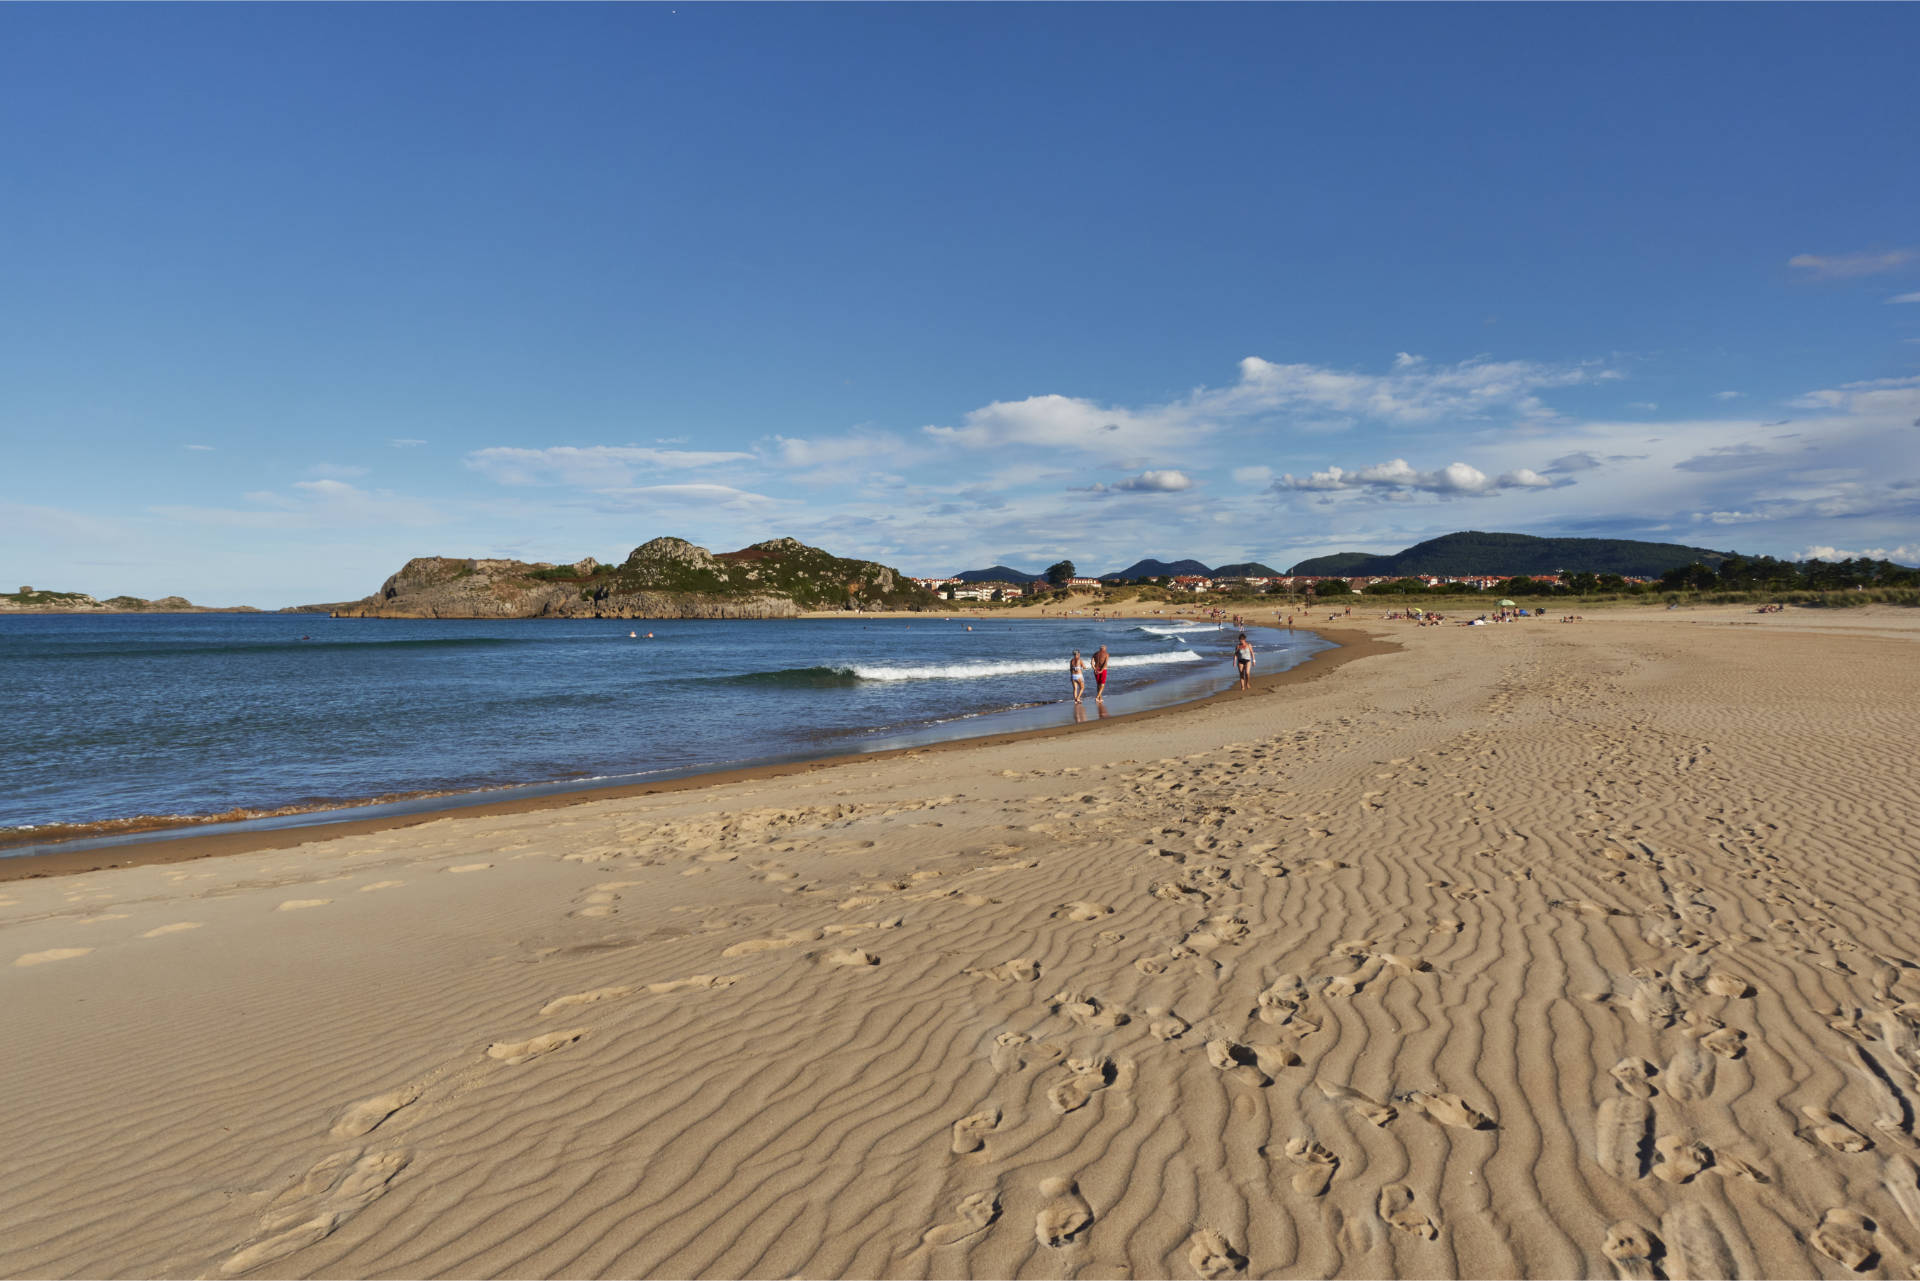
1289;531;1732;577
1211;562;1282;577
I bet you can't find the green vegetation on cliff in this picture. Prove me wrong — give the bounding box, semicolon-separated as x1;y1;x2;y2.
553;537;933;610
329;536;938;619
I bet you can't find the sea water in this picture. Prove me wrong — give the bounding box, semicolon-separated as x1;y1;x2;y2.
0;613;1333;844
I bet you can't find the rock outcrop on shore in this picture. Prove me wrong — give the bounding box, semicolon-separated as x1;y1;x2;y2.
320;536;936;619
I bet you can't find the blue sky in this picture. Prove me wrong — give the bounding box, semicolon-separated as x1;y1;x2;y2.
4;3;1917;606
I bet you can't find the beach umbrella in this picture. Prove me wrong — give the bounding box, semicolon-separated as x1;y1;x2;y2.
1498;598;1516;607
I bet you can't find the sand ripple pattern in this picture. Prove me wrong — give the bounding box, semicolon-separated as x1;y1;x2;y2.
2;609;1919;1277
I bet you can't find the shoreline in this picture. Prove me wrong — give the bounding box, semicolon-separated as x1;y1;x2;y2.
0;622;1392;883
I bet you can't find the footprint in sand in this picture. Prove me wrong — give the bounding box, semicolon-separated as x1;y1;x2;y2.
1035;1176;1093;1247
1409;1091;1495;1130
920;1190;1000;1248
1704;972;1754;997
221;1148;410;1276
1609;1057;1657;1098
1660;1204;1735;1281
1047;1057;1120;1115
950;1107;1000;1155
447;863;492;874
1665;1039;1716;1102
646;973;741;995
1377;1184;1438;1240
1810;1208;1879;1272
1207;1041;1272;1089
1282;1137;1339;1196
331;1084;423;1138
141;922;203;938
276;899;331;912
1147;1007;1190;1040
722;929;822;958
359;881;404;893
1596;1097;1652;1179
1602;1222;1660;1281
1056;994;1129;1030
1652;1135;1712;1184
1699;1024;1746;1060
1186;1228;1246;1278
821;947;879;967
1317;1079;1396;1126
1057;901;1113;923
990;1032;1031;1074
540;986;633;1016
572;890;621;919
1886;1155;1920;1233
13;947;92;967
1802;1106;1873;1153
486;1028;587;1065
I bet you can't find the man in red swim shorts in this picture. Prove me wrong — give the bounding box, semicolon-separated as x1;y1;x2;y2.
1092;644;1109;700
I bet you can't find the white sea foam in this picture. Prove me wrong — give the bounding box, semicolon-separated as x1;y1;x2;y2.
847;651;1205;682
1136;623;1219;636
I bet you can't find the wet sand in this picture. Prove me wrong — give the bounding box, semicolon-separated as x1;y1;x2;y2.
3;603;1917;1278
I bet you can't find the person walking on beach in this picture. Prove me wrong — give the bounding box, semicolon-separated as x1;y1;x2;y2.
1092;644;1110;701
1234;632;1255;690
1069;649;1085;704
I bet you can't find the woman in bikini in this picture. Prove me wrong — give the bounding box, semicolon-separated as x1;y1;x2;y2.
1069;650;1085;703
1234;632;1255;690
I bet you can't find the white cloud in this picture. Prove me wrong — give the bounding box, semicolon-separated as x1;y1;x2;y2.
466;445;754;486
590;483;778;511
924;393;1203;457
184;444;214;452
1888;292;1920;304
152;480;443;529
1226;354;1611;425
1713;390;1742;400
1075;469;1197;496
1798;544;1920;564
921;353;1618;459
1278;458;1553;497
1114;469;1193;493
1788;249;1915;279
1628;401;1659;411
1790;374;1920;416
1231;465;1273;485
771;431;908;468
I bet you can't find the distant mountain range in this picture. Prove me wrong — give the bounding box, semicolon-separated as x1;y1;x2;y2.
1288;531;1733;578
951;565;1042;584
951;558;1283;582
1099;558;1214;581
947;532;1736;585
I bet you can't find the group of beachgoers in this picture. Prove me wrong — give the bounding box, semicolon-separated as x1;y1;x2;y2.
1068;632;1258;707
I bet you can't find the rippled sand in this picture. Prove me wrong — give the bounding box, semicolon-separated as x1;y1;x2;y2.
3;604;1917;1278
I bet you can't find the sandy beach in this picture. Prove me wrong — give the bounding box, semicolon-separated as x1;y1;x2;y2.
4;603;1919;1279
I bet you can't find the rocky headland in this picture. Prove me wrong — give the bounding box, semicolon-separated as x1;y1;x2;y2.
0;588;258;614
318;536;936;619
